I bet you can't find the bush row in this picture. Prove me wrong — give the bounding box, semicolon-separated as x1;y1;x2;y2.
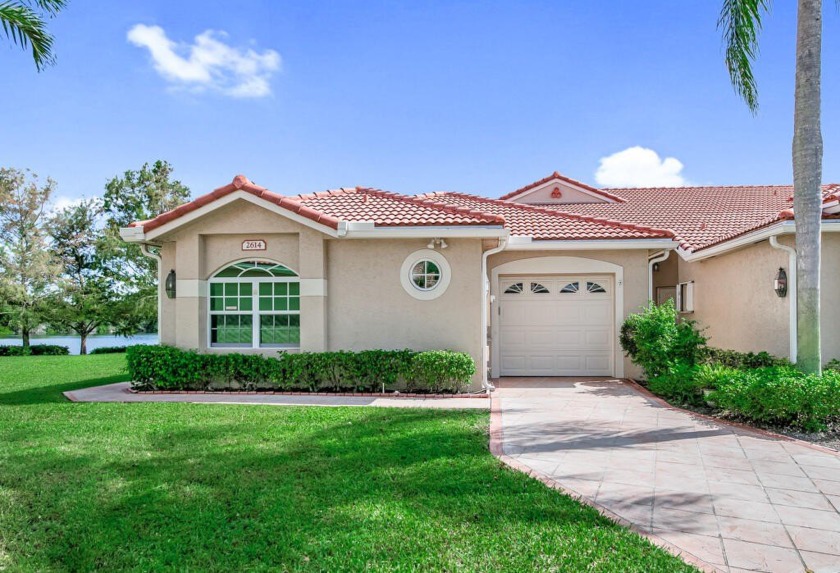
0;344;70;356
89;346;128;355
127;345;477;394
620;301;840;431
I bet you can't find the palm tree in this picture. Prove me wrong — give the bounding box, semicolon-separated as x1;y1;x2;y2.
0;0;66;70
719;0;825;373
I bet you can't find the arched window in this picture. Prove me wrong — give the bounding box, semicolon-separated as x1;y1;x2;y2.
209;260;300;348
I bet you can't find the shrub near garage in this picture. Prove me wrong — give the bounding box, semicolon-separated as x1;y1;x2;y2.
126;345;476;394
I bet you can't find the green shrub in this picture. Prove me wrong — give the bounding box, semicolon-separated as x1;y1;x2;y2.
708;366;840;431
647;361;703;405
824;359;840;373
0;345;29;357
408;351;476;393
702;347;789;369
620;300;707;379
126;346;476;393
0;344;69;356
90;346;128;355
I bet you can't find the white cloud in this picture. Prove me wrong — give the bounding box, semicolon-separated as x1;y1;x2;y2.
127;24;281;98
50;195;85;214
594;146;688;188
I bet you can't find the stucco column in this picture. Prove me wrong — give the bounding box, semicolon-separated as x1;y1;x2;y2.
174;234;205;350
298;229;328;352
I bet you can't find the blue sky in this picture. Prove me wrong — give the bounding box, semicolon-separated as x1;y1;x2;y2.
1;1;838;206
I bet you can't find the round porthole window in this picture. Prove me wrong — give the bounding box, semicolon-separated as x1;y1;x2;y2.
400;249;451;300
410;259;441;290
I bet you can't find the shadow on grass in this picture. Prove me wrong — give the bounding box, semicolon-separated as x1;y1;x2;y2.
0;407;696;572
0;374;130;405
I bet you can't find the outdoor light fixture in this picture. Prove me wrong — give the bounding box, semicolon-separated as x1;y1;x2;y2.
165;269;177;299
774;267;788;298
426;238;448;250
652;262;661;272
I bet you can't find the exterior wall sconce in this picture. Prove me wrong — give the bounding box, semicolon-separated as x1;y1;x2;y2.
774;267;788;298
165;269;177;299
652;262;661;272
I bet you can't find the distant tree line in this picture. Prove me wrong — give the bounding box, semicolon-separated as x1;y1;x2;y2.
0;161;190;354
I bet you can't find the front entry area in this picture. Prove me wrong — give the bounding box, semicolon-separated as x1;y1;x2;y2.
498;274;614;376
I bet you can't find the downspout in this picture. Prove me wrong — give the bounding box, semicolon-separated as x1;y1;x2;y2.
480;235;509;392
769;235;797;363
648;250;671;301
139;244;163;343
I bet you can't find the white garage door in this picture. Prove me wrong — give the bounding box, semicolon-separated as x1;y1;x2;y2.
498;275;614;376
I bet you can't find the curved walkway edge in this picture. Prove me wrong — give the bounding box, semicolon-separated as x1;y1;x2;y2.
489;378;840;573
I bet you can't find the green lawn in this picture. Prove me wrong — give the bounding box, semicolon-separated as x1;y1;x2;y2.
0;355;695;572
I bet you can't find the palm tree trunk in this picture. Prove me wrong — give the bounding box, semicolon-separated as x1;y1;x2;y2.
792;0;823;373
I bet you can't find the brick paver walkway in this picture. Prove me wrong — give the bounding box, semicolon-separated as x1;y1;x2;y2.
492;378;840;573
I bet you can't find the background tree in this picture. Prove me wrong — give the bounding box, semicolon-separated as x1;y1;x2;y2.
719;0;826;372
0;0;66;70
100;160;190;333
0;167;60;347
45;199;116;355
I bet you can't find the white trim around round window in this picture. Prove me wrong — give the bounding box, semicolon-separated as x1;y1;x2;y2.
400;249;451;300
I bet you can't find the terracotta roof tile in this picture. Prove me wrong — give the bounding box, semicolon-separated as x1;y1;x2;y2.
527;184;840;252
295;187;505;226
130;176;505;234
419;192;673;241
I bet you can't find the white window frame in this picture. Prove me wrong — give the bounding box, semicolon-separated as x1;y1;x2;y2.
676;281;695;313
400;249;451;300
208;266;301;349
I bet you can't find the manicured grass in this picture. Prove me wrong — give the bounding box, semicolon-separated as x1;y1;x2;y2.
0;356;695;572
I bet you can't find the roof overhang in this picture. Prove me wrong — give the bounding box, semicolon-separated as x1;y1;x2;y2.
678;220;840;262
505;235;679;251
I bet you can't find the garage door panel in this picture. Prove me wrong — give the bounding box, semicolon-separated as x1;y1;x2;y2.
499;274;614;377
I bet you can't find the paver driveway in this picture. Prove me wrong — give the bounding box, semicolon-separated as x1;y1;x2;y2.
492;378;840;573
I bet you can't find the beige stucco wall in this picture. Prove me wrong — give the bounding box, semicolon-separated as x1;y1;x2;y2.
151;200;486;389
154;199;326;354
678;233;840;362
327;238;485;389
487;248;652;379
676;238;792;358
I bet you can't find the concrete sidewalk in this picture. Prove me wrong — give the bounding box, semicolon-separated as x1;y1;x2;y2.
65;382;490;410
492;377;840;573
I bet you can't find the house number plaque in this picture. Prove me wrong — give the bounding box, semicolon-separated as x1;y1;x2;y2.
242;239;266;251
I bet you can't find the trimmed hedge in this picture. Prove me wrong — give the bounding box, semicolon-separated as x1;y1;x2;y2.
0;344;70;357
706;366;840;432
89;346;128;355
702;347;789;369
127;345;477;393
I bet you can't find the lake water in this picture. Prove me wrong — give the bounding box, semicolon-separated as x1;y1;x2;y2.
0;334;159;355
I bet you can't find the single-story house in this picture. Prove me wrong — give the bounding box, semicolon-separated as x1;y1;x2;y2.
120;172;840;391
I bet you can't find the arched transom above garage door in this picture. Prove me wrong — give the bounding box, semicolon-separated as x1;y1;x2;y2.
490;256;625;378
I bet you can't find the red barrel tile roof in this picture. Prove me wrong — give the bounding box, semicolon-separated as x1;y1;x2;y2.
417;192;674;241
528;184;840;252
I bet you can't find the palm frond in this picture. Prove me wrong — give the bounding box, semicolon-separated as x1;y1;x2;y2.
0;0;64;70
718;0;772;113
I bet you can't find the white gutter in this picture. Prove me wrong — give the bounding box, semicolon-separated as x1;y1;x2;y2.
648;250;671;301
480;234;509;392
139;244;163;341
769;236;797;363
